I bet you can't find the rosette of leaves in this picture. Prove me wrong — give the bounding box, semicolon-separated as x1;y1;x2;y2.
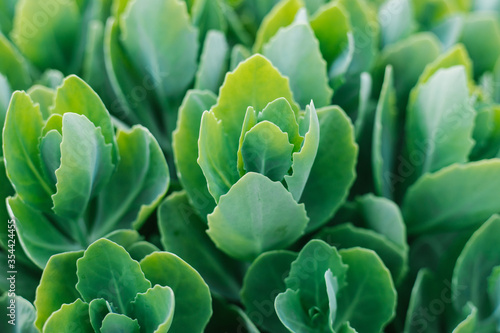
2;75;169;268
172;54;357;261
240;239;397;333
33;238;212;333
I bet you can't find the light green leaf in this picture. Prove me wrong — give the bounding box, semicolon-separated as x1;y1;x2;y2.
0;294;37;333
460;13;500;77
405;66;475;182
316;223;408;284
100;313;140;333
241;121;294;181
51;75;118;164
34;250;83;330
452;215;500;320
27;85;55;120
377;32;441;107
285;102;320;201
229;44;251;70
0;32;31;90
286;240;347;306
257;97;302;151
9;196;82;268
131;285;175;333
237;106;258;176
326;270;339;329
195;30;229;93
192;0;227;42
211;54;299;152
92;126;169;237
140;252;212;333
300;105;358;232
379;0;416;46
372;65;398;199
52;113;114;220
120;0;198;102
43;299;92;333
3;92;53;210
335;248;396;332
402;160;500;234
338;322;358;333
173;90;217;218
11;0;81;72
158;191;243;300
253;0;302;53
263;20;333;108
310;3;350;66
241;250;297;333
198;110;240;201
76;239;151;315
207;172;308;261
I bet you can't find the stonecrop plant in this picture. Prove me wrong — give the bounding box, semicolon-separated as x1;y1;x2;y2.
1;0;500;332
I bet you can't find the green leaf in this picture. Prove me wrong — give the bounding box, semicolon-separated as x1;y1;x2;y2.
404;269;441;333
415;44;473;88
131;285;175;333
11;0;82;72
195;30;229;94
379;0;416;46
377;32;441;107
89;298;112;333
372;65;398;199
76;239;151;315
338;322;358;333
405;66;475;184
101;313;140;333
316;223;407;284
275;289;320;332
207;297;260;333
229;44;251;70
337;0;379;75
120;0;198;102
43;299;92;333
402;160;500;234
0;160;14;247
237;106;259;176
158;191;243;300
207;172;308;261
39;130;62;189
198;110;240;201
192;0;227;42
487;267;500;331
286;240;347;307
0;294;37;333
52;113;114;220
8;196;82;268
27;85;55;120
452;214;500;320
452;303;478;333
241;250;297;333
285;102;320;201
263;20;333;108
173;90;217;219
253;0;302;53
140;252;212;333
460;13;500;77
211;54;299;153
3;92;53;210
51;75;118;164
33;250;83;330
0;32;31;90
241;121;294;181
310;2;350;66
300;105;358;232
127;242;160;262
92;126;169;237
335;248;396;332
